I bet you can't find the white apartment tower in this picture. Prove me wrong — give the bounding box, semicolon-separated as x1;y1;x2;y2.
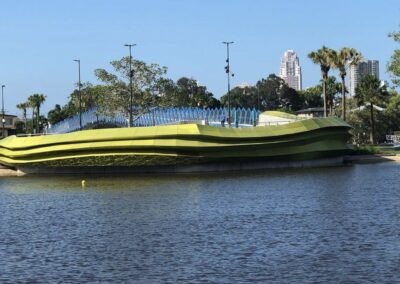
279;49;302;91
349;60;379;96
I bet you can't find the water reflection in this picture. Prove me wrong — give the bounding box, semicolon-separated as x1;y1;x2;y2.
0;163;399;282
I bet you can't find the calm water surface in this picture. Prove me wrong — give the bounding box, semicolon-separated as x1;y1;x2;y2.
1;163;400;283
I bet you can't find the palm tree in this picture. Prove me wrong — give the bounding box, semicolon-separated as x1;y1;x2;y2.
28;94;46;134
16;102;29;133
308;46;337;117
354;74;388;144
324;76;341;116
26;98;36;133
334;47;362;121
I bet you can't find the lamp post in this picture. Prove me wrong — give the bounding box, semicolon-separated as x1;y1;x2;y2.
222;41;234;126
124;43;136;127
1;85;5;137
73;59;82;129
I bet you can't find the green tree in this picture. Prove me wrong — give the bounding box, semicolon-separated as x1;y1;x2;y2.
348;104;393;145
16;102;29;133
324;76;341;116
298;86;323;109
95;57;167;121
14;121;25;135
26;98;35;132
47;104;65;125
176;77;197;107
220;85;258;109
388;29;400;87
27;93;46;134
68;83;112;116
354;74;389;144
175;77;215;108
255;74;282;110
308;46;336;117
156;78;180;107
333;47;362;120
245;74;301;111
280;84;303;111
70;82;99;112
157;77;218;108
383;89;400;134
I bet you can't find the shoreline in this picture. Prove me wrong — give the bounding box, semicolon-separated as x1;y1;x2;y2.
1;155;399;177
344;154;400;163
0;168;22;177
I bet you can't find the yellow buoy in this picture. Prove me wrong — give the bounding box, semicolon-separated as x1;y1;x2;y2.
81;180;86;187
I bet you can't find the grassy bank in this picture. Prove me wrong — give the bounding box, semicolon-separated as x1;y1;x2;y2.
351;144;399;156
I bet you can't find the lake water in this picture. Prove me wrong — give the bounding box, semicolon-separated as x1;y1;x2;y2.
1;163;399;283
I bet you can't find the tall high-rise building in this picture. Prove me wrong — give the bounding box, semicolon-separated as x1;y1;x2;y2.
349;60;379;96
279;49;302;91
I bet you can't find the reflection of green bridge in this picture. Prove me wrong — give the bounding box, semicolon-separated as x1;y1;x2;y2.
0;116;352;174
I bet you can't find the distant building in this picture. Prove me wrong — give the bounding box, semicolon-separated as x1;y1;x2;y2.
236;82;251;89
296;107;324;118
349;59;379;97
279;49;302;91
0;114;18;137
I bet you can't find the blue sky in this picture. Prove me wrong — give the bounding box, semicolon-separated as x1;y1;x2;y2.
0;0;399;115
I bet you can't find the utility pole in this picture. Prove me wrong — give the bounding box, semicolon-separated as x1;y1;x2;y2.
124;43;136;127
222;41;234;126
1;85;5;137
73;59;82;129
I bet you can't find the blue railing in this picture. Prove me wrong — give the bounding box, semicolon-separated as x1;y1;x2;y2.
48;107;260;134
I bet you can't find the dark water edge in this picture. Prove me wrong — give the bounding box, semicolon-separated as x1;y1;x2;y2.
0;163;399;283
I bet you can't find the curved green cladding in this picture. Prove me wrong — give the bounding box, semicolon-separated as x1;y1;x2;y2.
0;117;351;169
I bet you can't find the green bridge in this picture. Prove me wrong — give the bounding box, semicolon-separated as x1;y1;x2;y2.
0;117;351;174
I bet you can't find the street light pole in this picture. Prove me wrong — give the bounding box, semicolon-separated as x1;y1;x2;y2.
124;43;136;127
73;59;82;129
1;85;5;138
222;41;234;126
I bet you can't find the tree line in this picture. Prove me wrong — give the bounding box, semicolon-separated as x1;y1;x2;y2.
15;27;400;145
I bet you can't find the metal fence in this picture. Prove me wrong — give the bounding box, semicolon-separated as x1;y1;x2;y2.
47;107;260;134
